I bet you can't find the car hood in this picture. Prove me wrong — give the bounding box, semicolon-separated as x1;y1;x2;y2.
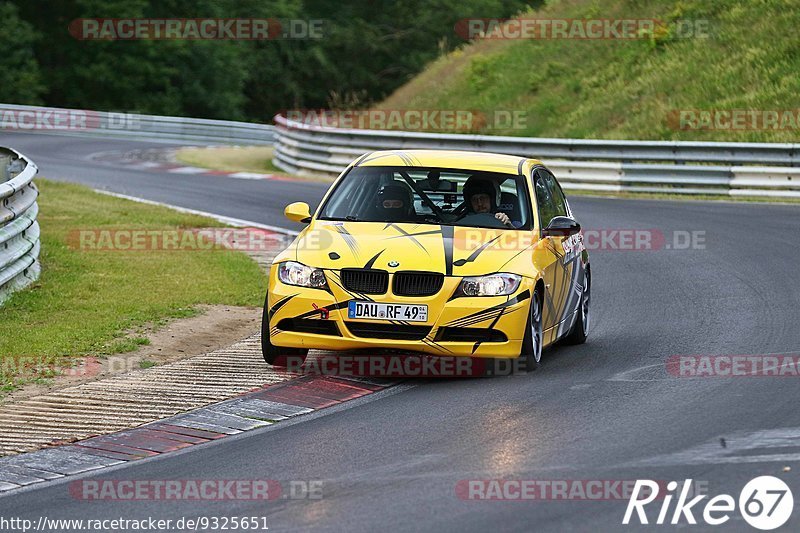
290;220;540;277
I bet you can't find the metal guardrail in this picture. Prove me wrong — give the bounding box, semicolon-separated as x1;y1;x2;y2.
0;147;39;305
3;103;797;197
0;103;274;145
273;115;800;198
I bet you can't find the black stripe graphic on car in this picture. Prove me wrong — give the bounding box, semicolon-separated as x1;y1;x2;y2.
384;223;434;254
552;246;576;327
559;256;583;332
498;243;535;271
358;153;388;165
448;305;525;330
471;301;511;353
421;337;455;355
557;258;582;337
362;150;412;166
332;223;360;257
441;225;454;276
444;290;530;328
291;300;352;320
386;229;442;238
395;151;415;166
363;250;385;269
448;309;503;329
453;235;502;267
353;153;372;166
269;294;298;320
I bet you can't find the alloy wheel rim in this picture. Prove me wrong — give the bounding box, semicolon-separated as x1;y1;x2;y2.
581;273;590;335
531;294;543;363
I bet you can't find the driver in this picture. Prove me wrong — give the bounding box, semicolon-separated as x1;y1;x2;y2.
375;183;414;222
462;176;519;228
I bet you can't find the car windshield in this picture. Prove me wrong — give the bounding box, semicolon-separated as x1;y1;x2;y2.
318;166;532;230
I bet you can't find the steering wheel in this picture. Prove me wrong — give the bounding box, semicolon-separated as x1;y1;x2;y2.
457;212;507;229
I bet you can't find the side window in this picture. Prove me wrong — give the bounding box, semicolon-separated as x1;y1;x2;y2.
541;170;567;217
533;169;557;228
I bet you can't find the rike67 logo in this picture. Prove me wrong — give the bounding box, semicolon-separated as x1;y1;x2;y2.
624;477;793;530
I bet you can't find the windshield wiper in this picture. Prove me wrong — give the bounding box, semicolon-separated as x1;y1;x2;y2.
345;215;360;221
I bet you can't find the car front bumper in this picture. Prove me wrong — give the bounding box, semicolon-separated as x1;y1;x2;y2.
266;265;534;358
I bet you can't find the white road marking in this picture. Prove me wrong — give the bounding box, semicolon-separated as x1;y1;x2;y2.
168;166;207;174
607;362;670;382
92;190;298;236
624;427;800;467
228;172;272;180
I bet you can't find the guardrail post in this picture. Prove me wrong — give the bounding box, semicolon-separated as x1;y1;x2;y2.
0;156;10;184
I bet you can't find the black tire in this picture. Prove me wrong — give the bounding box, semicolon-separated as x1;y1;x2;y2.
519;290;544;372
260;293;308;367
482;291;542;377
563;267;590;345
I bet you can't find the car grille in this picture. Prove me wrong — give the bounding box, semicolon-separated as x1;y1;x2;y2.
341;269;389;294
276;318;341;336
345;322;431;340
392;271;444;296
436;327;508;343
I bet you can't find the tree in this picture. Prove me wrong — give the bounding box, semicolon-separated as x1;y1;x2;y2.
0;2;45;103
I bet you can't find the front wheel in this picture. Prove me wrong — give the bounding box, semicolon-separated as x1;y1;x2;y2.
519;290;543;371
261;294;308;367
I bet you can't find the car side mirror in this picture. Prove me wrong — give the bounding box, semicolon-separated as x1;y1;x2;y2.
542;216;581;237
284;202;312;223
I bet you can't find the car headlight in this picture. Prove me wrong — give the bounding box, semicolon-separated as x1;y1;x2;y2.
278;261;328;289
457;273;521;297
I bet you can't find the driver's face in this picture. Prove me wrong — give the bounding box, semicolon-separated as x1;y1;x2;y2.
382;199;404;209
470;193;491;213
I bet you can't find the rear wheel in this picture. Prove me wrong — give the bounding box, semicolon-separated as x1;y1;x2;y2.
261;293;308;367
563;268;590;345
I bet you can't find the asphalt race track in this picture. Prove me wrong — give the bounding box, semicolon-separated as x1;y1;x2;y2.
1;132;318;231
2;132;799;532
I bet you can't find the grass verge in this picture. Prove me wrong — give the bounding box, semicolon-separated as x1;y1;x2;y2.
378;0;800;143
0;179;267;394
174;146;335;183
175;146;283;174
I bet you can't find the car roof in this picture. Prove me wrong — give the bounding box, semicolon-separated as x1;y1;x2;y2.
355;150;543;175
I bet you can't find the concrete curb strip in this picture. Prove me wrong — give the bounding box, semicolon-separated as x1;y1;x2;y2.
0;374;397;494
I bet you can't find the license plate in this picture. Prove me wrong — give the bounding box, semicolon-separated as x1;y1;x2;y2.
348;301;428;322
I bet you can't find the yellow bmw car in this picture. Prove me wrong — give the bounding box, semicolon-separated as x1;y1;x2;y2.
261;150;590;371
